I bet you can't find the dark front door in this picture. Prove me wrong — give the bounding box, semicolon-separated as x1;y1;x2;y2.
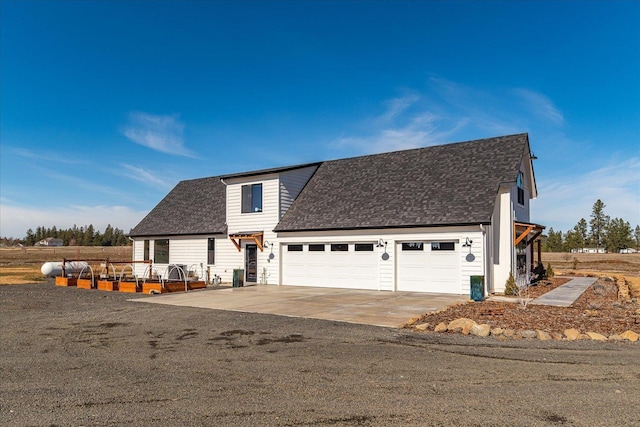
245;244;257;283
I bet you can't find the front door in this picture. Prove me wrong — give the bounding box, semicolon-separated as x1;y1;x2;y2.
245;244;257;283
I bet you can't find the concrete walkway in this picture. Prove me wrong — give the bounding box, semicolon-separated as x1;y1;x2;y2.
131;285;469;328
530;277;598;307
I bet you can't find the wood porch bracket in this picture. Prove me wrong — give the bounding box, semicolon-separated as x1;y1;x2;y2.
514;221;545;246
229;231;264;252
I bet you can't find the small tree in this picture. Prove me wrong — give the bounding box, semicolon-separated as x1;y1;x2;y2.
546;263;554;278
505;272;518;296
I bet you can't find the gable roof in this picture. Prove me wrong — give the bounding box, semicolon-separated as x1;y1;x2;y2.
129;176;227;237
274;133;531;232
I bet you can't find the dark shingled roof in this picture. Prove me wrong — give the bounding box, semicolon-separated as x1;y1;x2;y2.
274;133;530;232
129;176;227;237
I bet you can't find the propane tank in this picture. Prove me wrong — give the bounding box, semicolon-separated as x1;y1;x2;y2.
41;261;89;277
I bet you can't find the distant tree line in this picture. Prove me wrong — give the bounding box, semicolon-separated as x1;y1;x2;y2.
17;224;132;247
544;199;640;253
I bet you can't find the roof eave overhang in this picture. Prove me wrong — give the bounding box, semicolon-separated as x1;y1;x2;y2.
274;221;492;234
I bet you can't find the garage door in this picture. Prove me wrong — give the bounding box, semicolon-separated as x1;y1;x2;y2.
397;241;460;293
282;243;378;290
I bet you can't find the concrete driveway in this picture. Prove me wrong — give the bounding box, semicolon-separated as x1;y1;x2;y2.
132;285;469;328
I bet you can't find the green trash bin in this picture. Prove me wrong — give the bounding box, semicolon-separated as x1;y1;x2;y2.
232;269;244;288
470;275;484;302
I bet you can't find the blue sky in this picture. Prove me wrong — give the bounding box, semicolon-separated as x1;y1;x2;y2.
1;0;639;239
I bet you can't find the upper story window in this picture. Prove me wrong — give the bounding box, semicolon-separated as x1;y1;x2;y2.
242;183;263;213
517;172;525;205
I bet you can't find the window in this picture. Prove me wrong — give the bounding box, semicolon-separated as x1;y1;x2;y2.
207;238;215;264
143;240;149;261
402;242;424;251
242;183;263;213
331;243;348;252
287;244;303;252
355;243;374;252
308;244;325;252
517;172;525;205
154;239;169;263
431;242;455;251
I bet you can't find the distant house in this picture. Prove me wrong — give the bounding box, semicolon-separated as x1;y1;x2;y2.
571;248;607;254
36;237;64;247
619;248;637;254
129;133;543;296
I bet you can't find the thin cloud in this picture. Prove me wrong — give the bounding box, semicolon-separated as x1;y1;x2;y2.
118;164;173;189
12;147;87;165
0;203;147;239
122;112;195;157
533;157;640;231
513;88;564;124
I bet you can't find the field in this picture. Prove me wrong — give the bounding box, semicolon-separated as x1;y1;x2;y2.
541;252;640;297
0;246;132;285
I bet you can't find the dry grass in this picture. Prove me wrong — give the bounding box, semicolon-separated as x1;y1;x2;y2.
541;252;640;277
0;246;132;285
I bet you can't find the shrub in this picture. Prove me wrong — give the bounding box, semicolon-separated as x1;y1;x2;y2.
572;257;579;270
546;263;555;278
505;272;518;296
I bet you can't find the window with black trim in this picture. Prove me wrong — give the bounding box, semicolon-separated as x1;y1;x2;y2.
154;239;169;263
241;183;263;213
330;243;348;251
207;238;215;264
517;172;525;205
402;242;423;251
355;243;374;251
287;244;303;252
143;240;149;261
431;242;455;251
308;244;325;252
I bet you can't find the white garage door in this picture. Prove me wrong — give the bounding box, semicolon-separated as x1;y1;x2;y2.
282;243;378;290
397;241;460;293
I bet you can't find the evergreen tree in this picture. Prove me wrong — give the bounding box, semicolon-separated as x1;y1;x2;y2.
589;199;609;248
575;218;588;246
604;218;632;253
545;228;563;252
25;228;36;246
635;225;640;250
83;224;95;246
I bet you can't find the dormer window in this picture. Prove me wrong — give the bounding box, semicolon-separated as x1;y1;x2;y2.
242;183;263;213
517;172;525;205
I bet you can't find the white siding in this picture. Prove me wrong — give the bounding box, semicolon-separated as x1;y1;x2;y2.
492;188;514;293
277;226;485;295
225;174;282;285
279;166;318;219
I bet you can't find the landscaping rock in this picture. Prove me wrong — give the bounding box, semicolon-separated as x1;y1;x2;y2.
520;330;536;339
414;323;429;331
490;327;504;336
536;330;551;341
502;329;515;338
608;334;623;342
470;324;491;337
551;332;564;340
586;332;608;341
564;328;581;341
620;330;639;342
578;334;591;340
434;322;447;333
447;318;476;334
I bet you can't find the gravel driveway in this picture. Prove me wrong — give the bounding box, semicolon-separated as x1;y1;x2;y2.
2;284;639;426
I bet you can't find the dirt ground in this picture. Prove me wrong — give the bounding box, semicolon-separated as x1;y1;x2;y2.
2;283;639;426
406;253;640;337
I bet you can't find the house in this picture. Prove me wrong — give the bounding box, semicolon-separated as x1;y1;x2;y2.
571;248;607;254
36;237;64;247
128;133;543;295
